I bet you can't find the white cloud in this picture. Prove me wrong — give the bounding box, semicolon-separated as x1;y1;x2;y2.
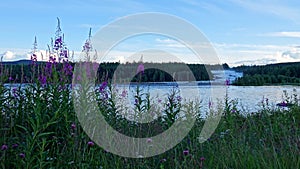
26;50;48;61
2;51;15;60
281;47;300;59
214;43;300;66
263;31;300;38
2;43;300;67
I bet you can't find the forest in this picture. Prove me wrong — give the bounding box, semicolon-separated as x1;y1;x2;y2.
0;60;229;84
232;62;300;86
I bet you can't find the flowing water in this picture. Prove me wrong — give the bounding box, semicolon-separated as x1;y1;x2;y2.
4;70;300;114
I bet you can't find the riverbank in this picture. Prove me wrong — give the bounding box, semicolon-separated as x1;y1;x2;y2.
1;83;299;168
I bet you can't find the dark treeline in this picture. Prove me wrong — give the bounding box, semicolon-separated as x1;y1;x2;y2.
0;60;227;83
98;62;213;83
232;62;300;86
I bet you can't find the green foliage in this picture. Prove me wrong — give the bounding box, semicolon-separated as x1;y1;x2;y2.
2;61;214;83
1;64;300;168
233;62;300;86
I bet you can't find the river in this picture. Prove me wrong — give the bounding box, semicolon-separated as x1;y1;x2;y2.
3;70;300;114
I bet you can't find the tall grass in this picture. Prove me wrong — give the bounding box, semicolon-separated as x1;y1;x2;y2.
0;62;300;168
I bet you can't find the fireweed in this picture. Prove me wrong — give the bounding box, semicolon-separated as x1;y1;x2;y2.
0;20;299;169
1;73;300;168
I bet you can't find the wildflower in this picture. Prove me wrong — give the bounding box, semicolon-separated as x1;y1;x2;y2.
147;138;152;143
12;88;18;98
160;158;167;162
231;109;237;113
103;93;109;100
12;144;18;149
1;144;8;151
135;98;139;105
88;141;95;147
183;149;189;156
92;62;98;72
208;100;212;109
121;90;127;97
137;63;144;74
265;98;269;105
158;99;162;103
200;157;205;168
225;79;230;86
19;153;25;158
39;75;47;85
63;62;73;76
54;37;63;50
277;101;287;107
176;95;182;102
31;53;37;62
99;81;108;92
8;76;13;81
71;123;76;130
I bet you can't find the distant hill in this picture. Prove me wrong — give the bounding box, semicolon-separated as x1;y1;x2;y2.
232;61;300;86
1;59;33;65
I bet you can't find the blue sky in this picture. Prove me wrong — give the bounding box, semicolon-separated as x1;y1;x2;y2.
1;0;300;66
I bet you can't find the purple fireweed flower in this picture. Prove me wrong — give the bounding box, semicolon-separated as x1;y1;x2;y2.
12;144;18;149
83;41;92;51
39;75;47;85
8;76;13;81
183;149;189;156
31;53;37;66
176;95;182;102
208;100;213;109
71;123;76;130
1;144;8;151
225;79;230;86
160;158;167;162
76;75;81;81
99;81;108;92
12;88;18;98
54;37;63;50
19;153;25;158
92;62;98;72
88;141;95;147
231;109;237;113
121;90;127;97
137;63;144;74
200;156;206;168
63;62;73;76
281;101;287;107
135;98;139;105
63;49;68;59
103;93;109;100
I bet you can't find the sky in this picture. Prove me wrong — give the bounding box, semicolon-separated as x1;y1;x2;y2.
0;0;300;66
